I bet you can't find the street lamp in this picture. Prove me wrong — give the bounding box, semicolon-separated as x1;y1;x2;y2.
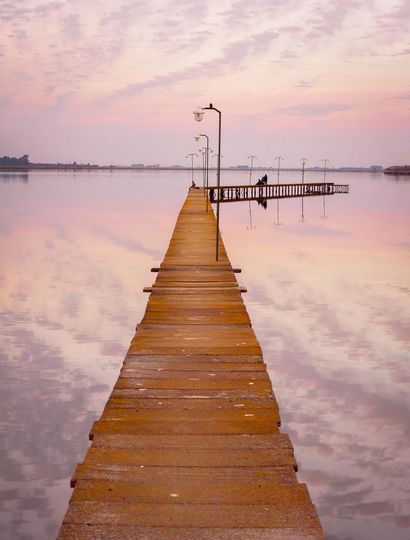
197;147;206;190
275;156;283;184
322;159;329;182
301;158;307;184
248;155;257;185
186;153;197;184
193;103;222;261
321;159;330;219
299;158;307;223
195;133;210;210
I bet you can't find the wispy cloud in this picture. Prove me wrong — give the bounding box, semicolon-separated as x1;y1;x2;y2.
103;30;278;102
0;96;12;110
277;103;351;117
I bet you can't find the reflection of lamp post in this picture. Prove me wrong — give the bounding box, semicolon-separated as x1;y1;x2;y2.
275;156;283;184
248;155;257;185
194;103;222;261
195;134;210;211
274;199;283;226
186;153;197;183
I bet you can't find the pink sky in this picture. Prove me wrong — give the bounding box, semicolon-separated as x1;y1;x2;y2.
1;0;409;167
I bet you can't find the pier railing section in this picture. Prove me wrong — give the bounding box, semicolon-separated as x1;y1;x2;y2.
208;182;349;203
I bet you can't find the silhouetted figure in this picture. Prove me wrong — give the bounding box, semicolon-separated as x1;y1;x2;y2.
256;174;268;185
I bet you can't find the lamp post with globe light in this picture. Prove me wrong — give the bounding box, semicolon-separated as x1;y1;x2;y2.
321;159;330;219
195;133;210;210
193;104;222;261
186;153;197;184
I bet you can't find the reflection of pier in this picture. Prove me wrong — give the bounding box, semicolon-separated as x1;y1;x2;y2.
208;182;349;203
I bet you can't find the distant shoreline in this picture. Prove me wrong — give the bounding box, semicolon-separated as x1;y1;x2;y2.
0;165;384;173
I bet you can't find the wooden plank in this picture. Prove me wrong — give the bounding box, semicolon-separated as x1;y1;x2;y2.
81;447;295;468
89;433;292;449
121;361;266;371
59;525;323;539
104;398;277;410
89;419;280;437
71;464;299;488
71;479;309;505
61;500;320;529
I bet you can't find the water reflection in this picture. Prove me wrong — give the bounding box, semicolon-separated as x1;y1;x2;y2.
220;170;410;540
0;172;29;182
0;170;185;538
0;170;409;539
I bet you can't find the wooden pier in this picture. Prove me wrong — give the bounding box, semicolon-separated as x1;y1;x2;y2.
208;182;349;203
58;189;324;539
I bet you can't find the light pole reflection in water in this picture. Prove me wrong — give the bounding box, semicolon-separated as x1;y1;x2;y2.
247;155;257;229
274;156;284;226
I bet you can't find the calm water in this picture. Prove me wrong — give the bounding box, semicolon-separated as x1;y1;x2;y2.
0;169;409;539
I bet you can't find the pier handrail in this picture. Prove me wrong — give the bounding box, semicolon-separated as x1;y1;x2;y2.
206;182;349;203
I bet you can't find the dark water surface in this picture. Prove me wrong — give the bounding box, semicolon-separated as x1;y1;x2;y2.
0;169;409;539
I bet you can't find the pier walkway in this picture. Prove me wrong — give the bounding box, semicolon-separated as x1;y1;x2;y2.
58;189;324;539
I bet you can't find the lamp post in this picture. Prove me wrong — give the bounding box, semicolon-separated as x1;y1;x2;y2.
275;156;283;184
322;159;329;182
194;103;222;261
248;155;257;185
186;153;197;184
301;158;307;184
198;147;206;191
321;159;329;219
195;133;210;211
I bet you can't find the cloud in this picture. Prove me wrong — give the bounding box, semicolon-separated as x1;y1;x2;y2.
391;48;410;56
277;103;351;117
0;96;12;110
61;13;82;40
104;30;278;102
306;0;361;39
294;80;314;88
94;227;163;259
33;1;66;15
221;0;299;26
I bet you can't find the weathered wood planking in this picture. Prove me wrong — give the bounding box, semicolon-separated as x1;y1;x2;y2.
58;188;324;539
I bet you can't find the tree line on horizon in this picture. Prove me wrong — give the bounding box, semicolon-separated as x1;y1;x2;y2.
0;154;30;165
